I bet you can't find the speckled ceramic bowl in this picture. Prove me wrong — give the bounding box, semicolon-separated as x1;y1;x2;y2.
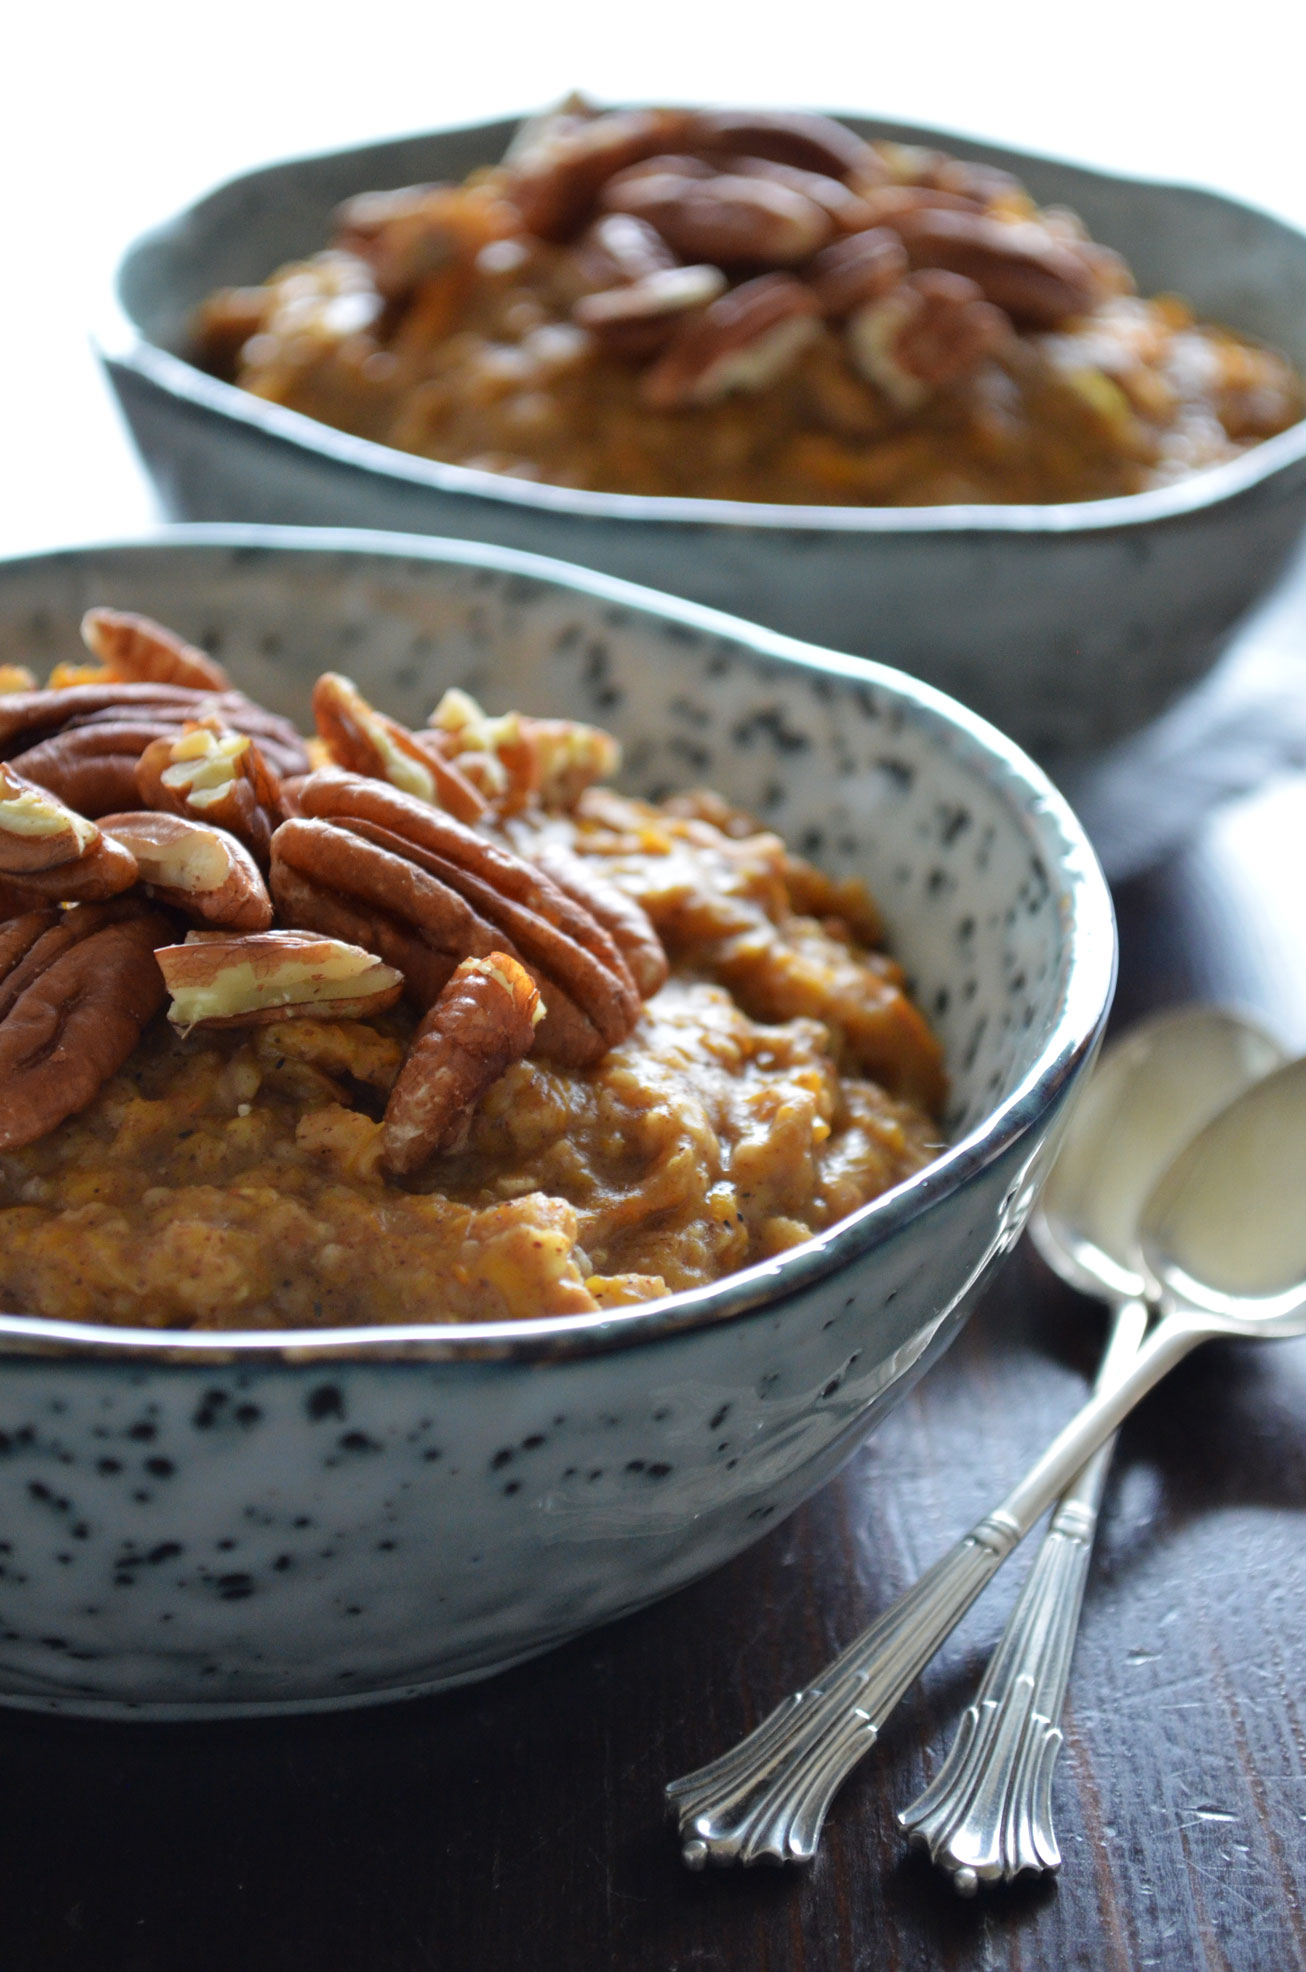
98;112;1306;759
0;528;1114;1717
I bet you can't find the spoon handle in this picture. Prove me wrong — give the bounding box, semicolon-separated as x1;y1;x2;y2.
896;1295;1148;1892
666;1309;1204;1868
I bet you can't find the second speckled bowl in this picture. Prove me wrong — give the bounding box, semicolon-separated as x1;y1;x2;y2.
99;112;1306;757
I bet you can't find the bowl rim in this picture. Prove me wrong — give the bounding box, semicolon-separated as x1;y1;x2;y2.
0;523;1117;1364
98;106;1306;537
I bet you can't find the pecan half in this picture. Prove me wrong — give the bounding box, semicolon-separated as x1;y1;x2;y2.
382;953;543;1173
135;721;284;865
808;229;909;317
848;270;1011;407
271;770;648;1066
602;169;832;268
80;608;230;692
721;156;877;234
506;108;697;240
156;928;404;1030
686;109;885;186
99;812;273;931
526;837;668;1000
0;899;172;1152
0;761;101;872
889;209;1103;327
575;211;678;287
1;682;308;813
0;764;138;900
642;274;820;409
573;264;727;356
312;673;485;823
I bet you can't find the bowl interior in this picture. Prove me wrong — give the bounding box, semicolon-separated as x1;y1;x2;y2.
0;531;1108;1167
118;113;1306;381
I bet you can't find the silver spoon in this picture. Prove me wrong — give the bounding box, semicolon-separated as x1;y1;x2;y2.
898;1006;1284;1892
667;1042;1306;1871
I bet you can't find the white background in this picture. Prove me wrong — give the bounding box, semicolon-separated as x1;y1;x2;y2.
3;0;1304;553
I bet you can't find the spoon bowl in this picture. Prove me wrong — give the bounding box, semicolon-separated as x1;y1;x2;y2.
1032;1005;1286;1303
1139;1054;1306;1329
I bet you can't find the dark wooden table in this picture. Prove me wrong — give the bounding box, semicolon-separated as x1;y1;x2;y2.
2;668;1306;1972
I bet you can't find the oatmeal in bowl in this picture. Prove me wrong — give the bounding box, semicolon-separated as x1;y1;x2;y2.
0;609;945;1333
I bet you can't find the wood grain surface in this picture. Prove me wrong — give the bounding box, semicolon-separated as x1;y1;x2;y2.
0;755;1304;1972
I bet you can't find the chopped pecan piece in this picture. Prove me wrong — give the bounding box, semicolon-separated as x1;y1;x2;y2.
156;928;404;1030
0;899;172;1152
382;953;544;1173
888;209;1103;327
642;274;820;409
426;690;621;814
0;666;36;695
602;168;832;268
334;181;513;300
0;765;138;900
312;673;485;823
573;265;727;357
271;770;649;1066
848;271;1011;407
686;109;885;186
99;812;273;931
135;720;284;865
80;608;230;691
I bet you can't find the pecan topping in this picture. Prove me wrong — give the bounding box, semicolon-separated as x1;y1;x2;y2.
155;928;404;1030
135;720;285;866
0;900;172;1152
312;673;485;823
0;761;101;872
0;682;308;814
335;182;513;300
573;265;727;357
382;953;544;1173
642;274;820;409
99;812;273;931
80;608;230;692
847;270;1011;407
686;109;885;186
720;156;878;234
808;229;909;318
506;107;697;240
602;169;832;269
0;765;138;900
889;209;1103;328
426;690;621;814
0;666;36;695
271;770;650;1066
575;211;678;287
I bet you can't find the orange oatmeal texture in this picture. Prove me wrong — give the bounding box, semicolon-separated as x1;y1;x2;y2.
0;788;943;1330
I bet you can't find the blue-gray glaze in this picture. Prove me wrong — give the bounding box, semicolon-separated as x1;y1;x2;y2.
0;532;1114;1714
97;113;1306;759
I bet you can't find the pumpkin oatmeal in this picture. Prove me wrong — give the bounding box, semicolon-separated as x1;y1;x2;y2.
192;103;1304;507
0;614;944;1330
